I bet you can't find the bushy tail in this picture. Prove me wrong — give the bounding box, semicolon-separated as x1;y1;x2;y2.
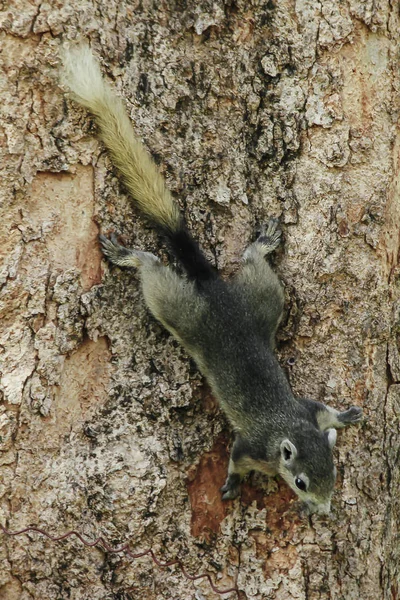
61;44;181;233
61;45;216;281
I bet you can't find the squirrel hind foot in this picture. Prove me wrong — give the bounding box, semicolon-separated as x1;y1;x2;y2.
243;217;282;261
99;234;158;269
256;217;282;255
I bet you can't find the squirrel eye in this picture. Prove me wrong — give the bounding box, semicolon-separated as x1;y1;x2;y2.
295;477;307;491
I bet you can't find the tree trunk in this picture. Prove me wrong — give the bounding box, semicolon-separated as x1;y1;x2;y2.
1;1;399;599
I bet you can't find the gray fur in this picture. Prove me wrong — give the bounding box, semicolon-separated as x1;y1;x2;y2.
101;222;363;515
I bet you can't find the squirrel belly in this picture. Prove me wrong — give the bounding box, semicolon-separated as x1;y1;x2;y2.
61;46;363;515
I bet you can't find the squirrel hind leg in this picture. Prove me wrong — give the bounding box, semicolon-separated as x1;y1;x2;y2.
100;233;205;345
243;217;282;261
99;234;159;269
141;263;206;347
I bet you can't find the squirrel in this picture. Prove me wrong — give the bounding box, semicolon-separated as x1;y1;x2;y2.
61;45;363;515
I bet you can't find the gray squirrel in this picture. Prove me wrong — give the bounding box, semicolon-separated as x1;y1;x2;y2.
61;46;362;515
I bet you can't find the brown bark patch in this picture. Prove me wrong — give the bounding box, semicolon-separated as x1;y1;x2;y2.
339;24;389;131
261;543;299;579
24;337;113;450
55;336;112;426
247;488;302;576
379;134;400;277
241;475;297;514
22;166;102;291
186;434;230;542
240;479;269;510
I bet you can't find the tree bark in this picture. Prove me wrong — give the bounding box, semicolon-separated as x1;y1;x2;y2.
1;1;399;599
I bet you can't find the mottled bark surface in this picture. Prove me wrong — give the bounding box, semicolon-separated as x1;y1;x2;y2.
0;1;399;599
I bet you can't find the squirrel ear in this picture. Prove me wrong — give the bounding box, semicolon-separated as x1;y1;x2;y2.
280;439;298;463
326;428;337;449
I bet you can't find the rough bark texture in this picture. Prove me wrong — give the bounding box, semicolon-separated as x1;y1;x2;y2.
0;1;399;599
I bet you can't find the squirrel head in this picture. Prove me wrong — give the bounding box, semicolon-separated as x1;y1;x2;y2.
278;425;337;514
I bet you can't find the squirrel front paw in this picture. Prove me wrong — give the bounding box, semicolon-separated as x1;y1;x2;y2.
221;474;241;501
